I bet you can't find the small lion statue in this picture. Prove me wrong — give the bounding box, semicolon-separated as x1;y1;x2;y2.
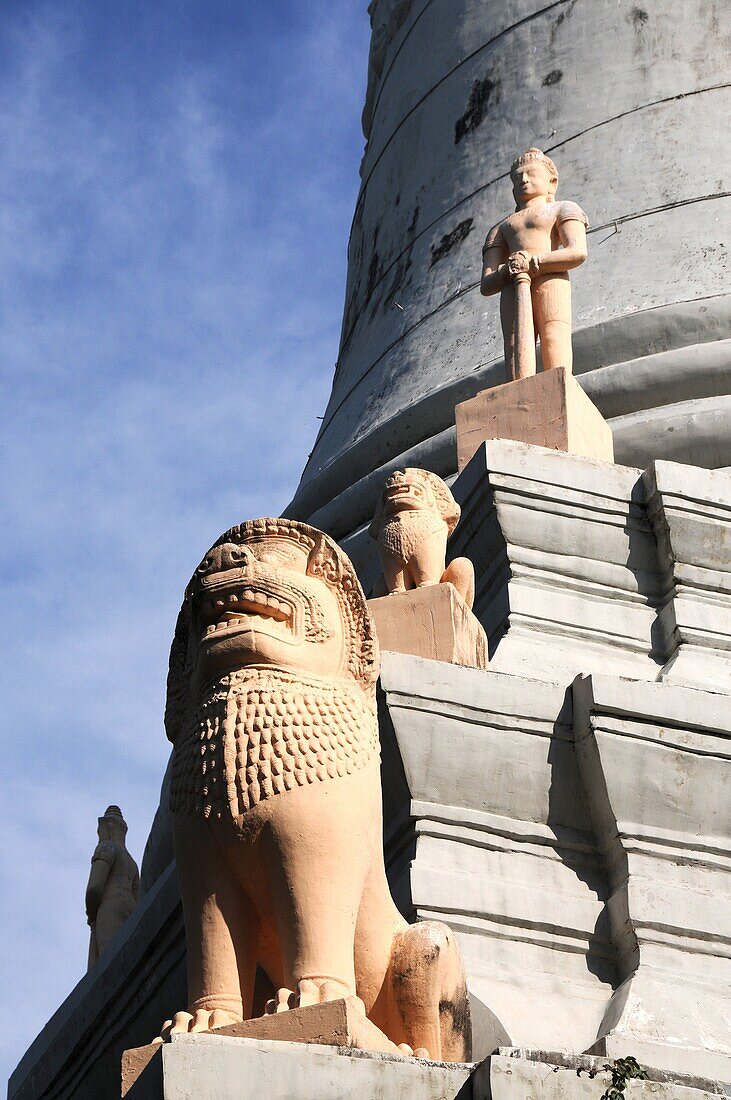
369;468;475;606
160;517;471;1060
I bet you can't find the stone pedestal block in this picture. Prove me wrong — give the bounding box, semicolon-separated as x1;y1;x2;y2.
643;460;731;692
122;999;401;1096
574;675;731;1083
122;1034;724;1099
477;1051;723;1099
378;651;613;1060
450;440;663;683
124;1033;474;1100
455;369;614;473
368;585;487;669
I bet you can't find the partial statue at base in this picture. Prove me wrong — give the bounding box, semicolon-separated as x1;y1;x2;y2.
86;805;139;970
368;469;487;668
156;518;471;1061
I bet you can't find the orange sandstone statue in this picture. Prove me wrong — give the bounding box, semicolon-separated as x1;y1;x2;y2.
480;148;588;380
85;806;139;969
369;468;475;608
159;518;471;1060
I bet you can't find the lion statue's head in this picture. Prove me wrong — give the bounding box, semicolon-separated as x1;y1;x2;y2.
165;518;379;750
369;468;460;541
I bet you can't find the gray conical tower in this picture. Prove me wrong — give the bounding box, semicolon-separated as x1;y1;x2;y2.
288;0;730;578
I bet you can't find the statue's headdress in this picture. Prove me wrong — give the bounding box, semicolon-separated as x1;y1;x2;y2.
98;805;127;834
510;148;558;182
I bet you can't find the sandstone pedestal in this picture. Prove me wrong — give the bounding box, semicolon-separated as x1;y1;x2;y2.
368;584;488;669
455;368;614;472
122;998;402;1096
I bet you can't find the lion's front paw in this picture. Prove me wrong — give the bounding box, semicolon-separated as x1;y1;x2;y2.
155;1006;243;1042
264;977;361;1014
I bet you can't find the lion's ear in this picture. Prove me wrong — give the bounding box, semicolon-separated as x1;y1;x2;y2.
369;495;385;540
426;471;461;534
164;606;191;744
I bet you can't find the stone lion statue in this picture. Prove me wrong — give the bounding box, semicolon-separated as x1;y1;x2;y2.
369;468;475;606
160;517;471;1059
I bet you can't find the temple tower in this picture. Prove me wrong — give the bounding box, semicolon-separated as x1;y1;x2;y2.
288;0;730;573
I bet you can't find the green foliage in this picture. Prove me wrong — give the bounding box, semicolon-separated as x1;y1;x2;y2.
600;1056;649;1099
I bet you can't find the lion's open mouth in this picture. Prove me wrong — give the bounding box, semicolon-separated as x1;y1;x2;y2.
199;587;296;639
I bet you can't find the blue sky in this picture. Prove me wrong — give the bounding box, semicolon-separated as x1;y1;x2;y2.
0;0;370;1081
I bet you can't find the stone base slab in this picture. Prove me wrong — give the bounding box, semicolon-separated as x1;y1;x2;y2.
368;584;488;668
125;1033;474;1099
122;1035;724;1099
478;1051;724;1098
122;998;400;1095
455;368;614;472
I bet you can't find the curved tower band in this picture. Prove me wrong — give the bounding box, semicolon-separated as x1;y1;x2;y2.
287;0;730;580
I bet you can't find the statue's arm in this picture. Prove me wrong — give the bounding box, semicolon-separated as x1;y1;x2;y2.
480;243;509;296
530;217;588;276
85;849;112;924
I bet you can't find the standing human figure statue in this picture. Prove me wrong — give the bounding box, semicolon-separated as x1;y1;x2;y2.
86;805;139;969
480;148;588;380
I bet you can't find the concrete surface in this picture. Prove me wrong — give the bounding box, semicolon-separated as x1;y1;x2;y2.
287;0;731;550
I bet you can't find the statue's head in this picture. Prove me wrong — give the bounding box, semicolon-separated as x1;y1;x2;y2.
165;519;379;744
97;805;127;843
510;148;558;205
369;468;460;538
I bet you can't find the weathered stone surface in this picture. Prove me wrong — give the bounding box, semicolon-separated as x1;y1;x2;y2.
450;439;663;682
574;674;731;1082
121;1044;160;1098
476;1051;724;1099
369;585;487;668
122;998;401;1095
643;459;731;692
456;369;613;472
139;1033;475;1099
215;997;399;1053
121;1036;726;1100
378;651;614;1060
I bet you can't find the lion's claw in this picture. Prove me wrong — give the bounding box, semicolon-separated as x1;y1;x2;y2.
156;1006;242;1042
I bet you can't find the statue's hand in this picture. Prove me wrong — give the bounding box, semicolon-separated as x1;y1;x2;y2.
507;251;531;278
